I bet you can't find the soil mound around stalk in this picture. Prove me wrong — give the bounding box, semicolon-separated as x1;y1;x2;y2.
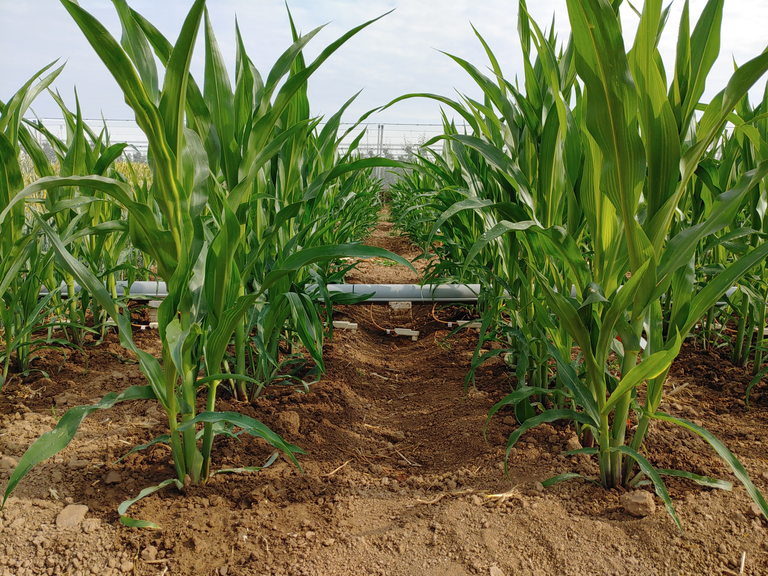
1;213;767;575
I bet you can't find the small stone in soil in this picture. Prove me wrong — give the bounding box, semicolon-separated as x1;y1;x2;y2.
490;567;505;576
120;560;133;573
747;503;764;519
82;518;101;534
276;411;301;436
56;504;88;529
620;491;656;517
0;455;18;470
323;539;336;547
731;511;748;524
565;436;582;452
140;546;158;561
105;470;122;484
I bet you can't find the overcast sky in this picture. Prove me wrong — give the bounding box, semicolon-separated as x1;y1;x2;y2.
2;0;767;140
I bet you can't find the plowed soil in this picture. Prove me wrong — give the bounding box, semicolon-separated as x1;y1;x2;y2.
1;212;767;576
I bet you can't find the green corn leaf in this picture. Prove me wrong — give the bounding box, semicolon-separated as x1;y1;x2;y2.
260;244;415;292
114;435;171;464
485;386;571;438
204;200;241;325
283;292;325;372
547;343;600;424
378;94;480;135
678;241;768;337
165;319;202;388
176;411;305;469
229;118;313;213
113;0;159;100
2;386;157;508
595;259;650;367
464;221;590;294
158;0;205;159
652;412;767;520
203;8;237;189
204;292;261;376
542;473;598;487
233;18;256;147
448;134;535;206
668;256;695;333
216;452;279;475
566;0;647;272
657;161;768;285
602;331;682;415
536;274;601;390
504;409;595;470
127;7;221;172
610;445;680;529
682;0;723;132
630;0;680;222
649;49;768;251
1;175;177;279
118;478;182;529
0;60;64;138
655;469;732;490
93;143;129;176
32;216;168;405
59;0;174;200
249;11;393;156
304;157;404;202
669;0;691;130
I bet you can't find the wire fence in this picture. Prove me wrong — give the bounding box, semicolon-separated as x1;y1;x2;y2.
28;118;462;160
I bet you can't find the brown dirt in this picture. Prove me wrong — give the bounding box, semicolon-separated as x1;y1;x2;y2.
1;213;768;576
344;216;434;284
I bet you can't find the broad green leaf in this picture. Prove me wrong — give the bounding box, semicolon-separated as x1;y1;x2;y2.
3;386;156;508
203;8;237;189
176;411;305;469
595;259;650;368
652;412;768;520
547;342;600;425
602;331;682;415
566;0;646;272
485;386;571;437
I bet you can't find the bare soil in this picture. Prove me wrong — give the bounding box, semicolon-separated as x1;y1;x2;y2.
1;213;768;576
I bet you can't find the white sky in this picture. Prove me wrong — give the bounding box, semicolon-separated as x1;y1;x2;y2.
1;0;767;143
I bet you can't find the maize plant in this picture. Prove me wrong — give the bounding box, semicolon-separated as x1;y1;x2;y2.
389;0;768;526
0;64;68;387
1;0;411;527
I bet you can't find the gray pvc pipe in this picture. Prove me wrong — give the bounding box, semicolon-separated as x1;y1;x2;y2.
43;280;168;298
47;281;479;302
44;281;742;305
323;283;481;302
